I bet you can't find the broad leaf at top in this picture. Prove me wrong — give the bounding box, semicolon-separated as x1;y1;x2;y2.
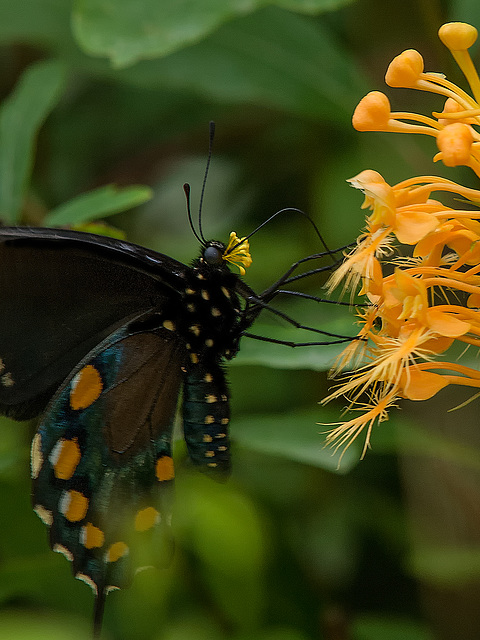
72;0;355;68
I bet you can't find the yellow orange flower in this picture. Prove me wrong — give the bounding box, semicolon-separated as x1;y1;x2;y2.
352;22;480;177
324;22;480;458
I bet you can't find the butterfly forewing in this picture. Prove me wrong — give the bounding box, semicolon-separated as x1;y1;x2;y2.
31;316;184;593
0;228;186;419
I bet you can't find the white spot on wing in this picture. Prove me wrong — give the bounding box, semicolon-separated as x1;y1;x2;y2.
1;372;14;387
53;543;73;561
59;490;71;517
76;572;98;594
31;433;43;479
33;504;53;526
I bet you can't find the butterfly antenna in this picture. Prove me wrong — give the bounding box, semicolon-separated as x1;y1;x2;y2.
197;121;215;244
93;588;106;639
232;207;337;261
183;183;204;245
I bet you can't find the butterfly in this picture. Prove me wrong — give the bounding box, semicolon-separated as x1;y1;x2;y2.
0;138;353;636
0;221;353;635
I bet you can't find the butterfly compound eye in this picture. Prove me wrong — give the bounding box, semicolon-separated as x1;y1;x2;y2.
203;245;223;265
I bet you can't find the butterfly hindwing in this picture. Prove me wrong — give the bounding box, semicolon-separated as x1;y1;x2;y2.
31;313;185;594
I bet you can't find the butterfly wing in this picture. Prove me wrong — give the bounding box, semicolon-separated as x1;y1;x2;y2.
0;227;187;419
31;312;185;597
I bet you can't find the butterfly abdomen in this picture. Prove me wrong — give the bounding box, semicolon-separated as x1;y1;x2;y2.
175;264;241;473
183;363;231;472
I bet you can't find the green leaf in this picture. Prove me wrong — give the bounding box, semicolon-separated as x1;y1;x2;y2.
72;0;355;69
72;0;260;68
71;221;127;239
253;627;310;640
231;407;360;472
0;60;66;223
0;612;91;640
93;7;368;120
44;184;153;226
0;418;28;482
276;0;354;11
409;545;480;586
160;616;224;640
201;8;365;120
352;615;434;640
176;474;266;631
0;0;73;48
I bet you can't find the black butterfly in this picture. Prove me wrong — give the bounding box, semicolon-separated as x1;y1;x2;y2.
0;126;353;634
0;222;352;632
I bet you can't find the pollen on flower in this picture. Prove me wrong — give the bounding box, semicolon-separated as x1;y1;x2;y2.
222;232;252;275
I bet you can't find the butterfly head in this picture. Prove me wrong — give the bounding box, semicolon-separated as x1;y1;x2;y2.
201;241;226;268
199;232;252;276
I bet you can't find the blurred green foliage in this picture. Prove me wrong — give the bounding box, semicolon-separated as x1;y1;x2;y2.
1;0;480;638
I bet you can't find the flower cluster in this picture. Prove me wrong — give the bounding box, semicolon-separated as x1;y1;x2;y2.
325;22;480;458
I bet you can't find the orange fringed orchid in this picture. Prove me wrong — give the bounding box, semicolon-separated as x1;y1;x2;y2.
325;23;480;459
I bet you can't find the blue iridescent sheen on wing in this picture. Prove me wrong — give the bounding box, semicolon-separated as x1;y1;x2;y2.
31;318;181;593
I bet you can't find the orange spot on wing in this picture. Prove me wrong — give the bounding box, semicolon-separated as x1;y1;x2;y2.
106;541;129;563
155;455;175;481
51;437;81;480
60;490;89;522
135;506;160;532
70;365;103;410
81;522;105;549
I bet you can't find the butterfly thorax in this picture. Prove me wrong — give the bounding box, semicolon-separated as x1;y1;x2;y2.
162;245;244;367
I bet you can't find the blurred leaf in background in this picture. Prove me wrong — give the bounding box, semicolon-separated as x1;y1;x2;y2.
0;59;65;223
1;0;480;639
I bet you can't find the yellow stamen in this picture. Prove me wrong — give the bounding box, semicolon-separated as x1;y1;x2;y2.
222;232;252;276
438;22;478;50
